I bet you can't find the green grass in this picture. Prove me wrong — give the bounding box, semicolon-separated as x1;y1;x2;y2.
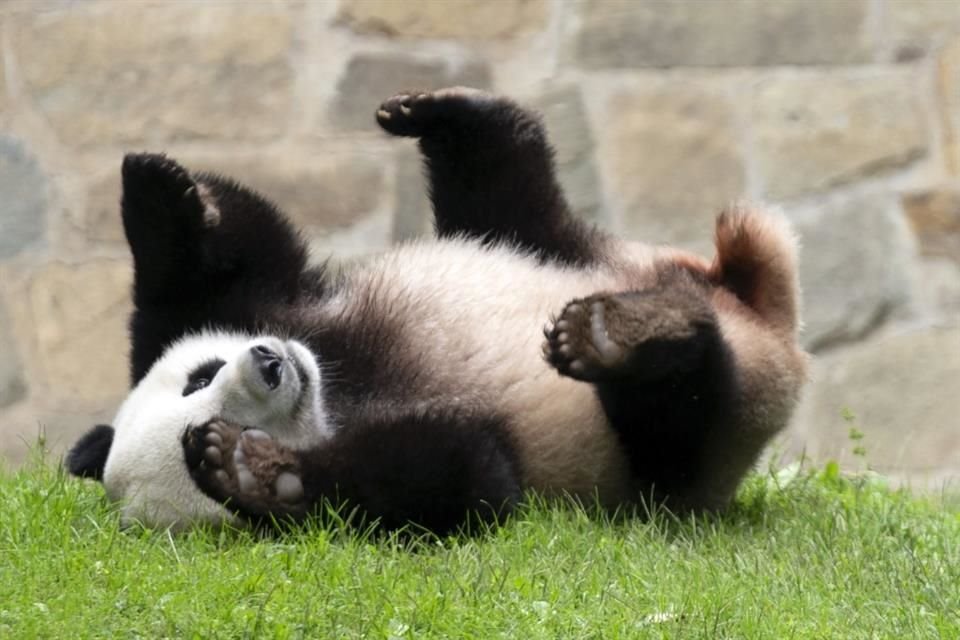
1;454;958;639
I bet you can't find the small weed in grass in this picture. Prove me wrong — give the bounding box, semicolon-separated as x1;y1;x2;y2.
1;455;958;639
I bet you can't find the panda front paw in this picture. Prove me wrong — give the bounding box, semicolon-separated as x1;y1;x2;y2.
183;419;307;518
122;153;202;215
375;87;495;137
543;296;628;382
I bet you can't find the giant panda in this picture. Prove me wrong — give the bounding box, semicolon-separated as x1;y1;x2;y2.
66;88;808;534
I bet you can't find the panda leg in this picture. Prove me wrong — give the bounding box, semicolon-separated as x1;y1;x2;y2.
376;88;603;265
183;411;521;535
121;153;312;382
543;267;738;508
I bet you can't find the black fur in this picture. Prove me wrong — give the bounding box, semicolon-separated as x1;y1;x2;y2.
377;89;603;266
65;424;114;480
184;409;521;535
122;154;317;384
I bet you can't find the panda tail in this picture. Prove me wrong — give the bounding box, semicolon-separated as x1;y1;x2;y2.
707;203;801;337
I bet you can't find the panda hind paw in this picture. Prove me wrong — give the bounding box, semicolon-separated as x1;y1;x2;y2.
182;420;306;515
543;296;628;382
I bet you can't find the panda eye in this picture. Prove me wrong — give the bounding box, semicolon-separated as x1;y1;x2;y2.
182;377;211;396
183;358;226;396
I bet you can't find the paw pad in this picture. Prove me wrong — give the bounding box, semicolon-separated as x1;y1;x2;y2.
543;297;626;382
184;420;305;508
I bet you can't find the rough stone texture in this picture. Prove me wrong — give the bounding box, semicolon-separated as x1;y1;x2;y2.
0;136;46;258
336;0;548;39
535;84;605;225
914;257;960;316
0;299;27;409
332;54;491;130
942;40;960;176
392;144;433;242
789;325;960;475
791;192;915;351
601;83;745;248
85;151;388;247
189;152;387;234
886;0;960;61
85;168;124;246
901;187;960;263
24;260;131;401
0;399;117;467
753;70;928;201
12;3;295;147
573;0;872;68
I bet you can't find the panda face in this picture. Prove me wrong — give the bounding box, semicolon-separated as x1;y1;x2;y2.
100;331;329;529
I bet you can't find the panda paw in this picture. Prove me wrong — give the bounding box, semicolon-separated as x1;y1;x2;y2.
122;153;201;213
375;87;495;137
545;287;720;383
182;419;307;517
543;296;628;382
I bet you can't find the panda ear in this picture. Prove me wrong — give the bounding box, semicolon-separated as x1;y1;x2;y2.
65;424;115;481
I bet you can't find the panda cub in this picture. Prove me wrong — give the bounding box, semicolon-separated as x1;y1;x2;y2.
67;88;808;534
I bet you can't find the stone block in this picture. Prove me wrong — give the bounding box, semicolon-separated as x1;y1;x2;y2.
789;326;960;475
534;85;605;225
85;168;123;246
332;54;491;130
188;151;387;235
941;40;960;176
600;83;745;248
336;0;548;39
86;150;388;248
573;0;871;68
12;3;296;147
886;0;960;61
901;187;960;263
0;399;118;467
24;260;132;401
0;136;46;258
0;299;27;409
753;70;928;200
392;144;432;242
791;192;915;351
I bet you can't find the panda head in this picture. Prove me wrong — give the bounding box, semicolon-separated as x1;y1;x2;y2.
66;331;328;530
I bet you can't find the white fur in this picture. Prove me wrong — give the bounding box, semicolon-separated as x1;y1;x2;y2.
102;332;327;529
322;237;671;502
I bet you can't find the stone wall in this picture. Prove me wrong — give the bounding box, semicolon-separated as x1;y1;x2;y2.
1;0;958;485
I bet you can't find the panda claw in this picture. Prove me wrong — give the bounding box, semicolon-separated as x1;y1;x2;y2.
203;431;222;447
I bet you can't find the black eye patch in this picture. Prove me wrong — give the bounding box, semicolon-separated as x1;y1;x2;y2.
182;358;226;396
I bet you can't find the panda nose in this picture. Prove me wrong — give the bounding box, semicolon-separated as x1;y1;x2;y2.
250;345;282;390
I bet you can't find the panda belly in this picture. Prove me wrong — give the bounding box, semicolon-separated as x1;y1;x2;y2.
332;239;640;503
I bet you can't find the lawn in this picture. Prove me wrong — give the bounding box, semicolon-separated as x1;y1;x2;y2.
1;450;958;639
